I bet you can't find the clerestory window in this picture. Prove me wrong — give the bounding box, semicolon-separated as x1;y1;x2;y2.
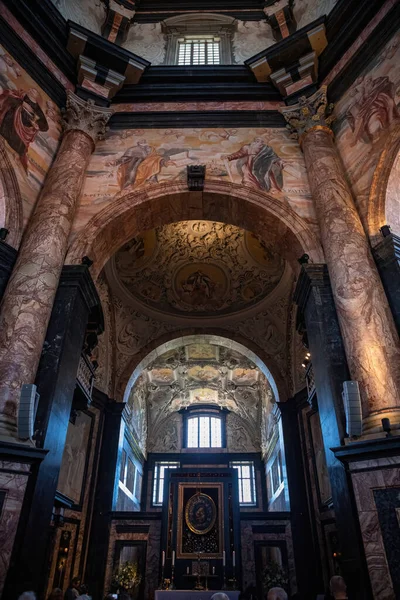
177;37;221;65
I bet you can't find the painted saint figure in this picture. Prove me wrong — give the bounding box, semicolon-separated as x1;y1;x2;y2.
346;75;400;145
226;137;284;192
0;87;48;171
109;139;180;190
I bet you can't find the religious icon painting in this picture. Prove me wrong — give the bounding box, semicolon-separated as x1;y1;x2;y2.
177;483;223;559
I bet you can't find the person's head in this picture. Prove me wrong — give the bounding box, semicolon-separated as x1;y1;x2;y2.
71;577;81;588
330;576;347;599
79;584;88;594
48;589;63;600
18;593;36;600
211;594;229;600
267;588;288;600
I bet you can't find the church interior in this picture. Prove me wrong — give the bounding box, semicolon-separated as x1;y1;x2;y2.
0;1;399;599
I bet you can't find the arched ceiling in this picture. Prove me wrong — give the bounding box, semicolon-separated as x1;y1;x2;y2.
124;338;276;455
110;220;285;318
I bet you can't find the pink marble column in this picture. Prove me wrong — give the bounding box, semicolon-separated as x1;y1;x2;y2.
0;92;112;440
282;87;400;432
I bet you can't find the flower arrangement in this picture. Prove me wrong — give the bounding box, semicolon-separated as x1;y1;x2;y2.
263;561;288;592
112;561;142;592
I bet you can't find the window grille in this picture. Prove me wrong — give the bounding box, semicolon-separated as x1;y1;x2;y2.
177;37;221;65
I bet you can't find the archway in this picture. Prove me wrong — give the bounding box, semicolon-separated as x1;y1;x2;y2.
120;332;285;406
367;122;400;243
0;139;23;248
66;180;324;279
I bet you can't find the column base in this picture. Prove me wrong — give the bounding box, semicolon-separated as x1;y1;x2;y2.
362;407;400;434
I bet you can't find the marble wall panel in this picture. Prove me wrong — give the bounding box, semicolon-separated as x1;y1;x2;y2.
240;520;296;595
0;462;30;596
105;520;161;600
350;456;400;600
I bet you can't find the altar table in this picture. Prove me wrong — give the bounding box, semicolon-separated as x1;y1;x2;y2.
155;591;240;600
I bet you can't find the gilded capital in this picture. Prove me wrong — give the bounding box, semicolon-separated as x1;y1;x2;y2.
280;86;335;142
62;91;113;145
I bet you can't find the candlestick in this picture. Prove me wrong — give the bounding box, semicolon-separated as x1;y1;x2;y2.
233;550;236;567
186;566;189;575
172;550;175;566
162;551;165;567
223;551;226;567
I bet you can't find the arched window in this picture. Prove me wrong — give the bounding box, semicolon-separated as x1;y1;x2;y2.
162;14;235;65
183;406;226;448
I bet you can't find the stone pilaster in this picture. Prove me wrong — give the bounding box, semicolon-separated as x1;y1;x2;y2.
0;92;112;441
282;88;400;433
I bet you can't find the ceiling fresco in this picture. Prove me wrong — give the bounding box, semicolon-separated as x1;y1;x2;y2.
125;340;276;455
112;220;285;317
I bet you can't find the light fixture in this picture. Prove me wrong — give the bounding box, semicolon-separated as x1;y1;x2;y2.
298;253;309;265
380;224;391;238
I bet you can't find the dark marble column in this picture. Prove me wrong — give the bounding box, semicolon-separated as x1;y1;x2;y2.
294;264;371;600
0;93;112;440
279;397;323;599
85;401;125;600
373;233;400;336
0;241;17;301
2;265;102;599
282;88;400;432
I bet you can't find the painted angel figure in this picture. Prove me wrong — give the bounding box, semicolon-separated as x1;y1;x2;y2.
226;137;284;192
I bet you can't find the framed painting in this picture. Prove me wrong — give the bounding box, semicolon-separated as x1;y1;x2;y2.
57;410;94;508
177;482;224;559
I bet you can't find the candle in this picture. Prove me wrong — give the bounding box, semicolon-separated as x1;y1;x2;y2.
233;551;236;567
223;551;226;567
172;550;176;566
186;566;189;575
162;551;165;567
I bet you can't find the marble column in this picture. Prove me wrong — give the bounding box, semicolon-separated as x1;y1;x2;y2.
282;87;400;432
0;93;112;440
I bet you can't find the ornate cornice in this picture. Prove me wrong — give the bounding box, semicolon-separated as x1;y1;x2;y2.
280;86;335;143
62;92;113;145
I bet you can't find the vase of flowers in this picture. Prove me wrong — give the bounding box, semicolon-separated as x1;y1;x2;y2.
262;561;288;594
112;561;142;599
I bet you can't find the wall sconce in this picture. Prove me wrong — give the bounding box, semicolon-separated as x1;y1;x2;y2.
380;224;391;238
298;253;309;265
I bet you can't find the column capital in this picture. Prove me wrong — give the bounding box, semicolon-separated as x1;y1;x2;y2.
62;91;113;145
281;86;335;143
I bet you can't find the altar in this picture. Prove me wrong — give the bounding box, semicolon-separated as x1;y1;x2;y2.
155;591;240;600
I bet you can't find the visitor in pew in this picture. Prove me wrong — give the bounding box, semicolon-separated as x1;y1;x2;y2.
65;577;81;600
76;584;91;600
18;593;36;600
47;589;63;600
267;588;288;600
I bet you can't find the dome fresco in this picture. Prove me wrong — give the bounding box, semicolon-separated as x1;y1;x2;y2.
113;220;285;317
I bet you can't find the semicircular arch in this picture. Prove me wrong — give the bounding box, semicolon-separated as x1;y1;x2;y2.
118;329;288;407
67;180;324;279
367;122;400;244
0;139;23;248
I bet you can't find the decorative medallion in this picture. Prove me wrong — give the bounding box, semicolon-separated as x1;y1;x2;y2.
185;492;217;535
